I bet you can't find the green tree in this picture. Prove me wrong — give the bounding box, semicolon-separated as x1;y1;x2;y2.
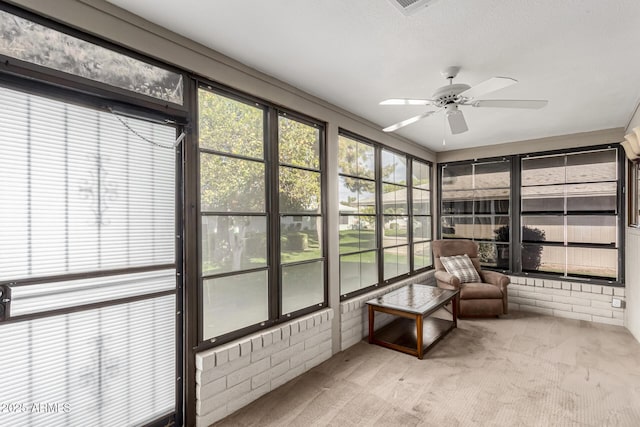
199;91;323;270
278;116;321;213
1;10;182;103
493;225;545;270
337;136;375;198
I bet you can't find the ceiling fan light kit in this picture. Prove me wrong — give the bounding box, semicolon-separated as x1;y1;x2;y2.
380;66;548;137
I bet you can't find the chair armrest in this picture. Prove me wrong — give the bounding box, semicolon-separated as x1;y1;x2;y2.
434;270;460;290
480;270;510;290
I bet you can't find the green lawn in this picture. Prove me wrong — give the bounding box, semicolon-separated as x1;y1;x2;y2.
339;229;375;253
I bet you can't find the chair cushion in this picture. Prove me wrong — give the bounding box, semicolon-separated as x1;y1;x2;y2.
460;282;504;300
440;254;481;284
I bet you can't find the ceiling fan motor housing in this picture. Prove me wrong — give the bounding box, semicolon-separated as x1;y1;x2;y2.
431;83;470;107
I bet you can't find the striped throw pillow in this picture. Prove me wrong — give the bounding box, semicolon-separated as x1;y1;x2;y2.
440;254;481;284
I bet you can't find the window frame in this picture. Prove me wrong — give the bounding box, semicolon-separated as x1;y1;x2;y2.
0;2;188;118
380;146;411;282
437;144;624;286
410;158;434;272
276;110;328;318
338;129;433;301
438;156;514;274
196;82;328;349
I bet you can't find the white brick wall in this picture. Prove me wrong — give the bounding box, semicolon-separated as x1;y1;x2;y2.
508;276;625;326
195;309;334;426
340;271;436;351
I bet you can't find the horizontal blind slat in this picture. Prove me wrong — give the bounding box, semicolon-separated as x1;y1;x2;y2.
0;85;176;281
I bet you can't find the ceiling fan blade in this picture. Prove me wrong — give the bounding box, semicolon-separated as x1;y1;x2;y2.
383;111;436;132
471;99;548;109
458;77;518;100
380;98;433;106
447;109;468;135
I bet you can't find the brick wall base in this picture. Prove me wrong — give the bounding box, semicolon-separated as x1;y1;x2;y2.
508;276;625;326
195;309;334;426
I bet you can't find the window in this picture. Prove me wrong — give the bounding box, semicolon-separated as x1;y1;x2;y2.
521;148;619;280
382;149;410;279
412;159;433;269
440;159;511;269
278;114;324;315
338;131;432;298
199;89;268;340
438;146;623;284
0;7;183;104
198;86;326;343
338;135;378;295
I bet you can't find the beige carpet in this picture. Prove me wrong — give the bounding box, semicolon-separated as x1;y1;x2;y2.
215;311;640;426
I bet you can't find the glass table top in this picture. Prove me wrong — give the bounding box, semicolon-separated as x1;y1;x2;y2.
366;284;458;315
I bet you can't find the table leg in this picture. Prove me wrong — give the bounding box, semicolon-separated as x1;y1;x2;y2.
452;294;459;328
368;305;375;343
416;313;424;359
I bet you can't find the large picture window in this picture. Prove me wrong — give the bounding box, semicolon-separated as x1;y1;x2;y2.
521;148;619;280
338;131;432;298
198;86;326;343
439;146;622;284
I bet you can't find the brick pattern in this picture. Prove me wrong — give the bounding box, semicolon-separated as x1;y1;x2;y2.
508;276;625;326
195;309;334;426
340;271;436;351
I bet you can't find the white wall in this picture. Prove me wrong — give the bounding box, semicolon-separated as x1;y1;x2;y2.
437;128;624;163
625;102;640;342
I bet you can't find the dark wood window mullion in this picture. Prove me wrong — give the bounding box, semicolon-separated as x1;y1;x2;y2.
375;147;383;286
407;158;414;273
267;107;279;322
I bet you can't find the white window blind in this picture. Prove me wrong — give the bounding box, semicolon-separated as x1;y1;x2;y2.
0;295;176;427
0;86;176;280
0;85;177;426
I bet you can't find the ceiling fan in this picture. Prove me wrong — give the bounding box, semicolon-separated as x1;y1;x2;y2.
380;66;548;135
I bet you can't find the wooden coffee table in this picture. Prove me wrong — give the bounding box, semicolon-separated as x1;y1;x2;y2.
366;284;459;359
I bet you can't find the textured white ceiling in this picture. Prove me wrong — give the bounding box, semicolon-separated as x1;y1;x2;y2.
107;0;640;152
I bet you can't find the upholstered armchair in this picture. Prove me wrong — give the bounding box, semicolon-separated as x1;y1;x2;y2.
432;239;509;318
